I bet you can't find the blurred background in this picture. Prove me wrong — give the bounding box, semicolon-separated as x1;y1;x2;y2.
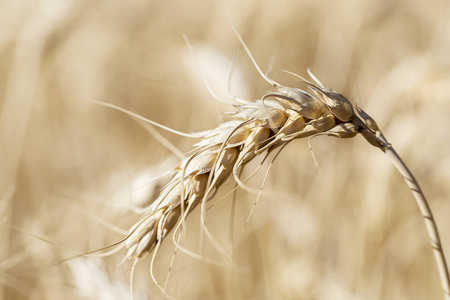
1;0;450;299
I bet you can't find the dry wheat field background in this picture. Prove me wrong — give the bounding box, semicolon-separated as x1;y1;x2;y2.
1;0;450;299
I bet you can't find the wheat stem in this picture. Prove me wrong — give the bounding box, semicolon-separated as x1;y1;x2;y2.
385;147;450;300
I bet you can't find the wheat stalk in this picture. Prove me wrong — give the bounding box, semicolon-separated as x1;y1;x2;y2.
96;69;447;298
385;148;450;300
85;32;450;299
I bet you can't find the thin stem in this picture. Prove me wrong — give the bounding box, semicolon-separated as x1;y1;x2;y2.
385;147;450;300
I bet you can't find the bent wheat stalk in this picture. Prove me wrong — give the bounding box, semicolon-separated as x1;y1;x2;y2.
86;33;449;296
385;148;450;300
355;107;450;299
108;67;449;298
